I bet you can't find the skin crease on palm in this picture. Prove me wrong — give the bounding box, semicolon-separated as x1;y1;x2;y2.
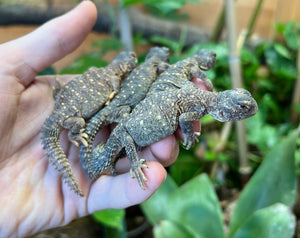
0;1;207;237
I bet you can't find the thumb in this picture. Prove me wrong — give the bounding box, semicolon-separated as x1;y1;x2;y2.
0;1;97;86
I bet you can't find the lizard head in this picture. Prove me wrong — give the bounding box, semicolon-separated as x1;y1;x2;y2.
146;47;170;62
210;88;258;122
193;49;216;71
112;51;138;75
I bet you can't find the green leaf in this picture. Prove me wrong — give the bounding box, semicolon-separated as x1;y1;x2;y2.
283;22;299;50
144;0;200;14
274;43;292;59
264;46;297;79
141;175;178;225
233;204;296;238
59;53;108;74
92;209;125;230
38;66;56;75
154;220;196;238
274;22;286;35
169;149;203;185
150;36;182;55
229;130;299;237
92;38;123;54
168;174;224;238
246;111;280;153
121;0;142;7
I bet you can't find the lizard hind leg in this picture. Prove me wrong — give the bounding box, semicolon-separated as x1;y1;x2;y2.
119;131;148;190
63;116;88;147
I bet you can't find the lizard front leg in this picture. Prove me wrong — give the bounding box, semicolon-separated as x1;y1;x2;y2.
179;111;202;149
106;75;121;105
189;65;213;91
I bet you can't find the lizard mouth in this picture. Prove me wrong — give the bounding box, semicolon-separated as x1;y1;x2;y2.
219;111;226;121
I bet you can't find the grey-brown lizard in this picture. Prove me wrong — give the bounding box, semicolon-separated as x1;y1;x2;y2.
147;49;216;94
84;48;216;179
79;47;170;174
41;51;137;196
85;85;258;189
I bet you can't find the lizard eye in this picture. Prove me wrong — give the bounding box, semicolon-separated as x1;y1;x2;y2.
238;104;249;111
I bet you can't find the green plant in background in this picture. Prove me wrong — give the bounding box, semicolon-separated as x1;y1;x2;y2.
92;209;127;237
141;129;299;238
59;38;123;74
121;0;200;20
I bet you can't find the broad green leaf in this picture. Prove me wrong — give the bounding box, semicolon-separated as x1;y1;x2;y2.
141;175;178;225
283;22;299;50
92;209;125;230
229;130;298;237
168;174;224;238
233;203;296;238
169;149;203;185
154;220;196;238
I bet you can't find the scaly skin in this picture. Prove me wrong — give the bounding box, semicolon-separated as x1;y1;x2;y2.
87;86;258;189
41;51;137;196
84;48;216;179
79;47;170;175
147;49;217;94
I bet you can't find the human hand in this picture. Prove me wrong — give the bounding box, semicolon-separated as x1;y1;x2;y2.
0;2;168;237
0;1;208;236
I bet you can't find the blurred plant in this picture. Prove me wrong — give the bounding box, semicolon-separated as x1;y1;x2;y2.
141;129;299;238
121;0;200;19
59;38;123;74
92;209;126;237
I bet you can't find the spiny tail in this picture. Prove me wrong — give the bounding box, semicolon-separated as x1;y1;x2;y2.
79;109;108;175
41;116;84;197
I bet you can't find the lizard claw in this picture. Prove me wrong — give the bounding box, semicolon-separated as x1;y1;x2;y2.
183;136;194;150
81;133;89;139
70;140;80;147
130;159;148;190
79;137;88;147
183;131;201;149
194;131;201;143
202;78;213;92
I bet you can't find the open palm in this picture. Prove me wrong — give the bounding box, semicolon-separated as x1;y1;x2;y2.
0;2;174;237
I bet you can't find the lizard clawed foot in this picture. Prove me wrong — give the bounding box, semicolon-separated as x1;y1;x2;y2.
183;132;201;150
69;131;89;147
129;159;148;190
202;78;213;92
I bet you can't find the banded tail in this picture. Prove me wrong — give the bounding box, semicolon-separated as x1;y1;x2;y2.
41;116;84;196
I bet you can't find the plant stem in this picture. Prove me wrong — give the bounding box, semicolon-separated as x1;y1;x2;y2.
224;0;250;180
244;0;264;43
211;6;225;42
118;0;134;51
210;122;233;179
291;42;300;124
